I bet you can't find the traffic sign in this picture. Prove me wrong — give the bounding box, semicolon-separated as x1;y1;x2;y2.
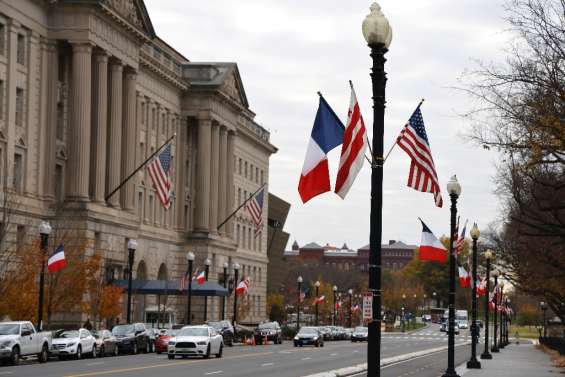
363;292;373;321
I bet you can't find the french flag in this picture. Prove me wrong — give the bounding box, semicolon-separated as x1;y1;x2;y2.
236;277;250;296
47;244;66;273
195;271;206;285
298;96;345;203
458;266;471;288
418;219;448;263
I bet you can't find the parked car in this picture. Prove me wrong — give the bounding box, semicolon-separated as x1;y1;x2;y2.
458;320;469;329
155;329;177;354
253;322;282;345
351;326;368;342
422;314;432;322
112;323;151;354
0;321;52;365
344;328;353;340
52;328;96;360
146;328;158;353
168;326;223;359
318;326;332;340
92;330;118;357
440;322;460;334
207;321;234;347
294;327;324;347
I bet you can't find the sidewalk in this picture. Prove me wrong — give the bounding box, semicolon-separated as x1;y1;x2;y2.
457;342;562;376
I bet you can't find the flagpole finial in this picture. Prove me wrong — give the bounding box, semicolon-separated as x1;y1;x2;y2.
317;91;323;97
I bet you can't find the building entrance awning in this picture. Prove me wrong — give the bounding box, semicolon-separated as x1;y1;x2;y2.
112;279;229;296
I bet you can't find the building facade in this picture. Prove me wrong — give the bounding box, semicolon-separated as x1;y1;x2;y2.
0;0;276;326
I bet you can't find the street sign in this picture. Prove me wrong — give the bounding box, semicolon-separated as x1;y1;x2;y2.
363;292;373;321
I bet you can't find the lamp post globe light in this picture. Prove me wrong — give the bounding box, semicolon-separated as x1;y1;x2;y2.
315;281;321;326
232;263;240;335
442;175;462;377
401;294;406;332
185;251;195;325
203;258;211;322
499;282;505;349
467;223;481;369
125;239;138;324
333;285;338;326
297;276;303;331
348;289;353;328
362;2;392;376
491;269;500;353
481;249;494;359
222;262;229;320
37;221;52;331
540;301;548;338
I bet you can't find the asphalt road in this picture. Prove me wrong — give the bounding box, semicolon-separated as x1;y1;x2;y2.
0;324;475;377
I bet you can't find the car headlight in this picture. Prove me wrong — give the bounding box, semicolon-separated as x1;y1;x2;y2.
0;340;13;348
168;341;176;346
66;343;76;348
313;336;318;340
197;341;207;346
294;336;299;340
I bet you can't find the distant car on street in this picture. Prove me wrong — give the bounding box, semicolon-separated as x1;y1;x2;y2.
207;320;234;347
52;328;96;359
92;330;118;357
254;322;282;345
294;327;324;347
112;323;151;354
351;326;368;342
318;327;331;340
155;329;177;354
167;326;223;359
422;314;432;322
440;322;460;334
0;321;51;365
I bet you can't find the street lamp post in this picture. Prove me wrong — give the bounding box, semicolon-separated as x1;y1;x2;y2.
362;3;392;376
315;281;320;326
222;262;229;320
505;299;511;346
433;291;438;308
37;221;52;331
442;175;462;377
402;294;406;332
186;252;195;325
297;276;303;331
540;301;547;337
232;263;240;332
481;249;494;360
491;269;500;353
499;282;505;349
423;294;427;314
467;223;481;369
126;239;137;324
348;289;353;329
203;258;211;322
333;285;338;326
413;294;417;321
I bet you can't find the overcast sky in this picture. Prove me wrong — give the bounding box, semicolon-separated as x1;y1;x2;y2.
145;0;510;249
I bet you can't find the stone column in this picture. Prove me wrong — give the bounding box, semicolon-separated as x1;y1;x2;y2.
226;131;236;238
121;68;137;210
43;41;58;199
66;42;92;201
209;123;220;233
90;50;108;203
194;119;211;232
106;60;123;207
218;127;228;235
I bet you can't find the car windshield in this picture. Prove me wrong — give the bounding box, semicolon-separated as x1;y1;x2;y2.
207;322;222;330
0;324;20;335
112;325;134;336
354;327;368;333
58;331;79;338
298;328;318;335
178;328;208;337
258;323;276;329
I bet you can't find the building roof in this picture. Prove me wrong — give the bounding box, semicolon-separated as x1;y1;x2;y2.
359;241;417;251
301;242;323;250
324;249;358;257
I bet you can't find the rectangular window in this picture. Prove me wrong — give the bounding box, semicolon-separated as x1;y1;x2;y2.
0;80;4;120
15;88;24;126
16;34;25;65
151;108;156;130
141;103;145;125
244;162;248;178
137;191;143;218
261;170;264;185
0;23;5;55
149;195;154;222
238;158;242;175
16;225;25;250
13;153;22;193
255;167;259;183
184;204;189;230
250;164;253;181
94;232;101;251
236;224;240;246
238;188;241;206
242;226;246;249
55;164;63;201
248;228;251;249
56;103;64;140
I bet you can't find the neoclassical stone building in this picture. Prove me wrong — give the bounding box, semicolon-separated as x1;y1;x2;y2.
0;0;276;325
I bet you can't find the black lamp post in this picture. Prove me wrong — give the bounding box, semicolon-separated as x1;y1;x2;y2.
467;223;481;369
362;3;392;376
203;258;211;322
315;281;320;326
540;301;547;338
481;249;494;360
491;269;500;353
332;285;338;326
499;282;505;349
348;289;353;329
186;252;195;325
222;262;229;320
126;239;137;324
442;175;462;377
413;294;417;326
232;263;240;331
297;276;303;331
423;294;427;315
433;292;438;308
37;221;52;331
401;294;406;332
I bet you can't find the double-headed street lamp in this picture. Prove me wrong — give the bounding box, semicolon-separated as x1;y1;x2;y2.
315;281;320;326
297;276;303;331
467;223;481;369
540;301;548;338
203;258;211;322
186;251;195;325
491;269;500;353
442;175;462;377
222;262;229;320
348;289;353;329
481;249;494;360
37;221;52;331
126;239;137;324
332;285;338;326
362;3;392;376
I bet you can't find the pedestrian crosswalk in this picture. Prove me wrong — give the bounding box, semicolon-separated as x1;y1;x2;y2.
382;330;477;343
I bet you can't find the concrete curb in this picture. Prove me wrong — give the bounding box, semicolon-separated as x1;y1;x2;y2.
302;341;471;377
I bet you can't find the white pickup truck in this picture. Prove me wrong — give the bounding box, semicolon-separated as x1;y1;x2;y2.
0;321;52;365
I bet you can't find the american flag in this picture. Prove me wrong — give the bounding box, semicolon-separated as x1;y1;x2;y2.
148;143;173;210
455;219;468;256
179;272;189;291
396;107;443;207
245;188;264;236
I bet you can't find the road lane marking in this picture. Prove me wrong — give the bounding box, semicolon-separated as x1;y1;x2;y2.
261;363;274;367
0;372;13;375
279;350;292;354
64;351;274;377
330;353;337;356
301;357;311;360
205;371;223;375
86;362;104;366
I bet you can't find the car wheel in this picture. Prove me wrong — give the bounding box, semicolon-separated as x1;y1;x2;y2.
294;342;297;347
149;341;154;353
204;344;211;359
168;354;174;360
10;346;20;366
38;344;49;363
216;344;223;358
320;342;324;347
315;342;319;348
76;345;82;360
91;345;97;358
299;343;303;347
133;342;138;355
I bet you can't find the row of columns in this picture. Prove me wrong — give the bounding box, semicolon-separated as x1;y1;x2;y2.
194;120;235;237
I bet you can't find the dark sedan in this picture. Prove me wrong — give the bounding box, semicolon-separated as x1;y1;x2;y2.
207;321;234;347
294;327;324;347
112;323;151;354
93;330;119;357
351;326;368;342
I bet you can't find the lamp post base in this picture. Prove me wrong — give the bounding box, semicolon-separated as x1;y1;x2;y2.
499;343;506;349
441;370;460;377
466;359;481;369
491;346;500;353
480;352;492;360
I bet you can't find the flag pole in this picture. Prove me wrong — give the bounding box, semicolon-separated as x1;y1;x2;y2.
216;183;266;231
383;98;425;163
105;133;177;202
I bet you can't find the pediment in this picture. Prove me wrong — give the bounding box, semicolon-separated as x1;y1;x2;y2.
104;0;156;38
220;66;249;108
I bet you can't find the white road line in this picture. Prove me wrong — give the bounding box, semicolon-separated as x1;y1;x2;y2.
86;362;104;366
352;350;359;353
205;371;223;375
301;357;311;360
330;353;338;356
261;363;274;367
0;372;13;375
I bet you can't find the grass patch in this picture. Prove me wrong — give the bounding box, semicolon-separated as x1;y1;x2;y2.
509;325;541;339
